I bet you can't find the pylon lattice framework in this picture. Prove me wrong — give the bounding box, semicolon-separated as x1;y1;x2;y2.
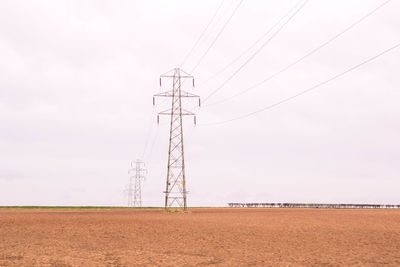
127;160;146;207
153;68;200;210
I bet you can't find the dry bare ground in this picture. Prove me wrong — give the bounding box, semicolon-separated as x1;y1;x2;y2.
0;208;399;266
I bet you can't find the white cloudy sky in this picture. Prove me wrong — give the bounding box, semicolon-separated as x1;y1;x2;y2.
0;0;399;206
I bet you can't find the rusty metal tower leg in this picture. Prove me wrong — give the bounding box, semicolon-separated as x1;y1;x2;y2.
154;68;200;211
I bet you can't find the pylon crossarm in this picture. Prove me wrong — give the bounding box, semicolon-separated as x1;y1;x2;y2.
154;90;198;98
161;74;193;79
177;68;194;77
158;109;195;116
180;90;199;98
160;68;193;78
153;91;173;97
181;108;196;115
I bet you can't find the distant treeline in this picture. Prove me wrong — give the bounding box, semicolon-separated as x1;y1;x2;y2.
228;203;400;209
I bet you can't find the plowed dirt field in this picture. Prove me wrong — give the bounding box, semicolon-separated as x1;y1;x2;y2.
0;208;399;266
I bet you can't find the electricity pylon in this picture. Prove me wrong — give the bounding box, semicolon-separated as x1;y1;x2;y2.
127;160;146;207
153;68;200;211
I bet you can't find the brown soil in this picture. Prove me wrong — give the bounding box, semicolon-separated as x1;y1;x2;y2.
0;208;399;266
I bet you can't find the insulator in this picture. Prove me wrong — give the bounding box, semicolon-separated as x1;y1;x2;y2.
194;116;196;125
159;78;162;87
157;115;159;124
193;78;195;88
153;97;155;106
198;98;201;107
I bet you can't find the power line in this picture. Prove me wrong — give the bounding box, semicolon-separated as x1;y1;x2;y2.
190;0;244;73
141;98;169;160
203;0;392;108
200;42;400;126
180;0;226;68
141;109;155;160
146;125;159;162
198;0;305;88
201;0;309;104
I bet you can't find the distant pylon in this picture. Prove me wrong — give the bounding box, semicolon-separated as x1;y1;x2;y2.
153;68;200;210
127;160;146;207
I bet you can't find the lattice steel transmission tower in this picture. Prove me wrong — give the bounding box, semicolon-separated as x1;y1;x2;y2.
153;68;200;210
127;160;146;207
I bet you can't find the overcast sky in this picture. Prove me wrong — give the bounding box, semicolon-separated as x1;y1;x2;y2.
1;0;399;206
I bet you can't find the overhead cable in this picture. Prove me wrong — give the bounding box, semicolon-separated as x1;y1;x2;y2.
180;0;226;68
201;0;309;104
190;0;245;73
198;0;305;87
200;42;400;126
203;0;392;107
